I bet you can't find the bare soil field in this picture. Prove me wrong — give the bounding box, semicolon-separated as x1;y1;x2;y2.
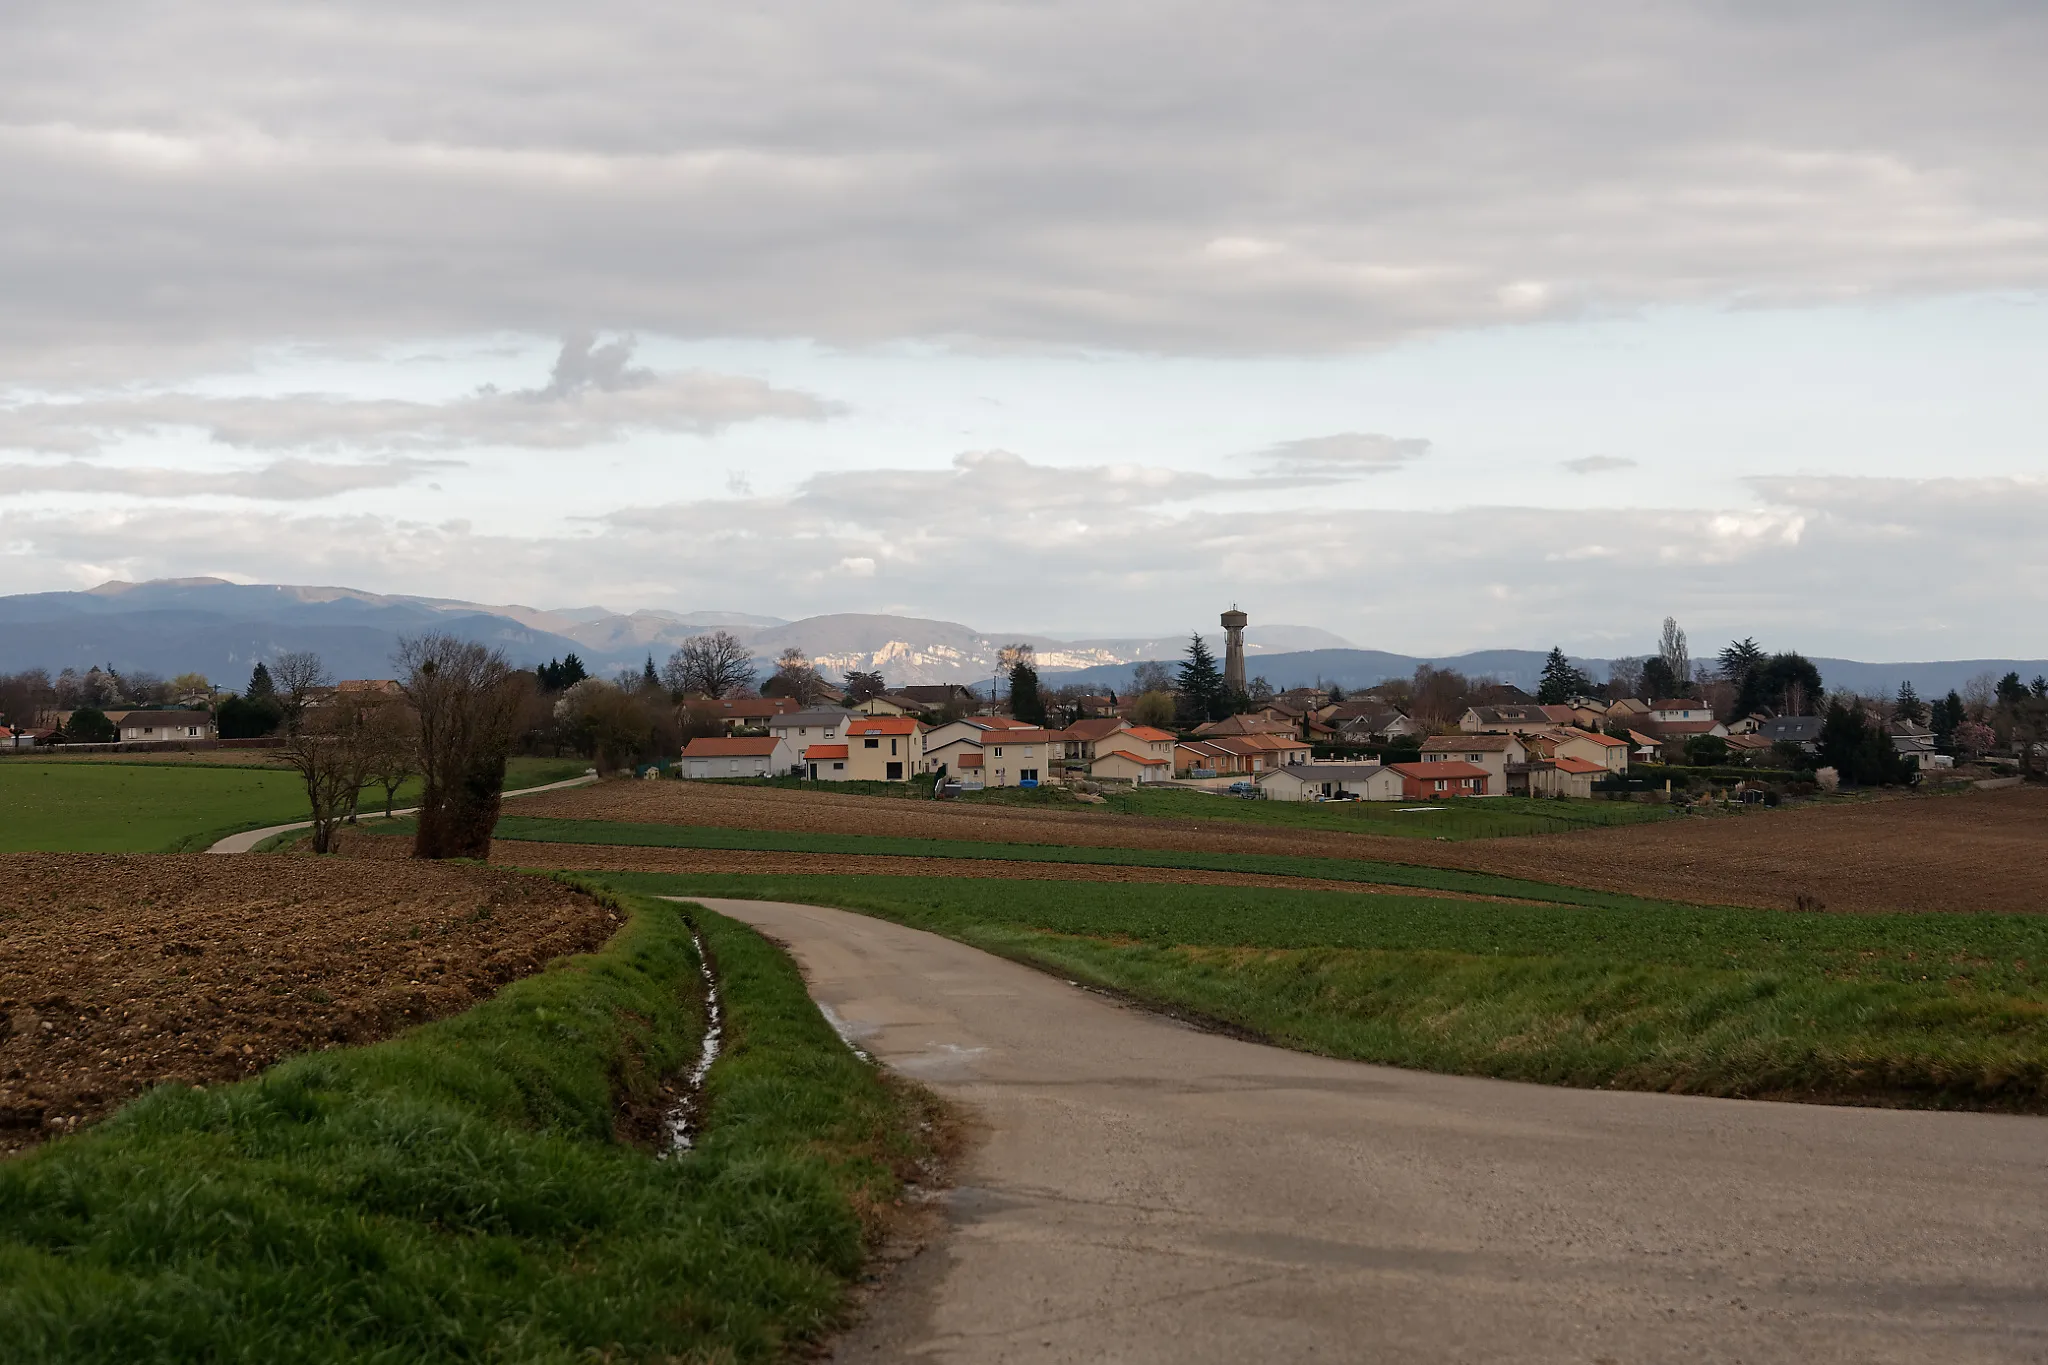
0;854;617;1153
330;829;1537;903
517;780;2048;915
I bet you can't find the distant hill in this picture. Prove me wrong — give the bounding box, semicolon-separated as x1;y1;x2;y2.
1;579;2037;698
1042;648;2048;699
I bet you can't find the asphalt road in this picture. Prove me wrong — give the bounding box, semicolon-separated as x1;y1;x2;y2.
690;897;2048;1365
206;773;596;852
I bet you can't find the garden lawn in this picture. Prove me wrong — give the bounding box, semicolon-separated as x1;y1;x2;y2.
0;762;333;853
601;872;2048;1110
0;757;588;853
0;885;933;1363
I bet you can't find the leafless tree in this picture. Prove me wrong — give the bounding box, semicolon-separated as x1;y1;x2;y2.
361;698;421;819
1408;664;1471;729
1657;618;1690;695
279;691;376;854
0;670;55;728
763;647;828;705
396;633;528;860
1605;656;1645;700
1129;660;1173;695
663;630;757;699
271;650;331;731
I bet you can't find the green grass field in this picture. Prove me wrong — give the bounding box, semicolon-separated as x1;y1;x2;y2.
456;814;1697;912
0;887;932;1363
621;873;2048;1110
0;756;590;853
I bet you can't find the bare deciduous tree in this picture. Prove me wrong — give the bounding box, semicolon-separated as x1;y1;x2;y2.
270;650;331;731
397;634;528;860
274;655;371;854
361;697;421;819
663;631;757;699
1129;660;1173;695
1657;618;1690;696
763;647;828;705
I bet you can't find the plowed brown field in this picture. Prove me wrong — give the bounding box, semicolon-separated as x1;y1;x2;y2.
331;829;1538;903
515;780;2048;915
0;854;616;1153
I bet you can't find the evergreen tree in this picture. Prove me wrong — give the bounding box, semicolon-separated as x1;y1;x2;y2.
1893;681;1927;725
246;661;275;698
641;655;661;692
65;706;117;744
1931;690;1966;747
1008;661;1046;725
1537;647;1591;704
1819;700;1913;786
559;653;588;687
1176;632;1227;724
1640;655;1677;701
1996;671;2029;707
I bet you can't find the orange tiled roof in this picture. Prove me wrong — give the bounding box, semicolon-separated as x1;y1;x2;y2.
803;744;848;760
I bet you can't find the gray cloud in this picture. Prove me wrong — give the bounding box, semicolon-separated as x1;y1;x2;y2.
1562;455;1637;474
9;460;2035;655
2;3;2045;374
0;457;453;499
0;336;840;454
1251;432;1430;476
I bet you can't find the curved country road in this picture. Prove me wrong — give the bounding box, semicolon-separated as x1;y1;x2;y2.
690;897;2048;1364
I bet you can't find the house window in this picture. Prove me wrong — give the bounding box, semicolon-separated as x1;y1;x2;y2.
886;762;903;780
1020;768;1039;782
729;760;740;773
993;746;1003;757
891;738;898;754
1434;780;1447;792
833;761;844;771
865;738;879;748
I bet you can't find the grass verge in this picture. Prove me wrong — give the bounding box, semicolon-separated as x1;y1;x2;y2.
0;883;934;1362
588;872;2048;1111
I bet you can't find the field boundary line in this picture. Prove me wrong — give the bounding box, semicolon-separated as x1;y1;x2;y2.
206;772;598;853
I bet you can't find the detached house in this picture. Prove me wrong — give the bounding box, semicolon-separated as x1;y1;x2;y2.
767;708;856;751
1420;733;1528;788
116;711;215;744
840;716;926;782
1088;726;1176;784
979;728;1059;788
681;735;797;779
1258;762;1401;802
1386;760;1491;798
1459;704;1577;735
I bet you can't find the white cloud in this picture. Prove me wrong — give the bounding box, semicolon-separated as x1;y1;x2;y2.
7;461;2040;654
2;4;2044;374
1562;455;1636;474
0;457;453;499
0;337;839;455
1249;432;1431;476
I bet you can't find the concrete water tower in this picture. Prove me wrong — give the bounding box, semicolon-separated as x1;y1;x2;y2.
1220;606;1248;692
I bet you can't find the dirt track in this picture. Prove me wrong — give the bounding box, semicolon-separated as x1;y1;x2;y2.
0;855;616;1153
517;780;2048;914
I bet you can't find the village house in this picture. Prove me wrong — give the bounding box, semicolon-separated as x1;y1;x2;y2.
922;716;1037;777
839;716;926;782
1191;711;1298;739
1525;727;1631;774
1758;715;1823;752
116;710;216;743
1386;759;1491;798
979;727;1060;788
1419;733;1528;788
1174;739;1237;777
697;696;799;732
1459;704;1578;734
1505;755;1605;798
1088;746;1170;784
1647;698;1716;725
850;693;927;717
1056;716;1135;763
680;735;797;779
766;708;856;751
1330;706;1425;743
1257;761;1399;802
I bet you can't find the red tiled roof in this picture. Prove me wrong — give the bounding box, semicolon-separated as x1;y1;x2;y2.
683;737;783;757
1063;718;1130;740
804;744;848;760
1553;755;1606;774
1122;725;1176;743
848;717;921;736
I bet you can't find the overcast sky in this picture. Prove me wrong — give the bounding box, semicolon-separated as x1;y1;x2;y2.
4;1;2046;657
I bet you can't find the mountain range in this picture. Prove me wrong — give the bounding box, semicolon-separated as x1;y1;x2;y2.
0;578;2040;700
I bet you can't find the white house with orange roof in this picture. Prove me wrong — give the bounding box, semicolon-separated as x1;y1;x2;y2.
840;715;925;782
